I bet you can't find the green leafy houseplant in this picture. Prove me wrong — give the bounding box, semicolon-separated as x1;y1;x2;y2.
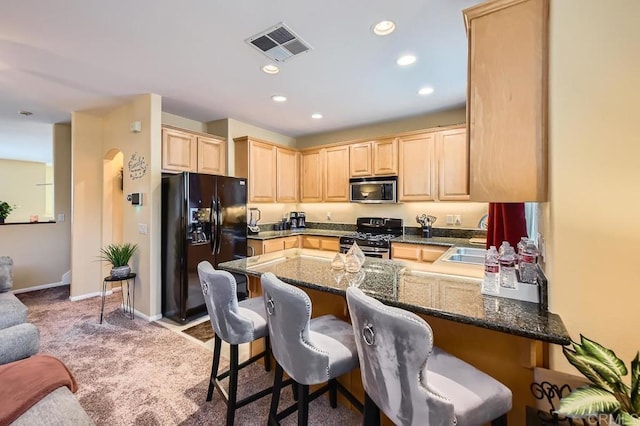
557;335;640;425
99;243;137;278
0;201;15;221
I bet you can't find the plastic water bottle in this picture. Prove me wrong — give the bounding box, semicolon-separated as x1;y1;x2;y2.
519;240;538;284
482;246;500;294
516;237;529;266
499;244;517;289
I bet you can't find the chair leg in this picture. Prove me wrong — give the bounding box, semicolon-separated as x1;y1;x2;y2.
226;344;239;426
268;363;284;425
297;384;309;426
291;380;299;401
207;335;222;402
263;334;271;372
363;392;380;426
491;414;508;426
329;378;338;409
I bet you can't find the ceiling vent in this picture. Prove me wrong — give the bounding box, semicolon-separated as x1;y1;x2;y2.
246;22;313;63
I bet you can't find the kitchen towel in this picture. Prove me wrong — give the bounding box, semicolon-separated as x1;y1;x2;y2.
486;203;528;249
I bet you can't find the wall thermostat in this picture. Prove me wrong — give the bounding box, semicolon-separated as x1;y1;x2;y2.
127;193;143;205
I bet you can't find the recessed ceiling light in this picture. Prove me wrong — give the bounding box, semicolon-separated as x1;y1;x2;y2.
396;55;417;66
262;64;280;75
418;87;434;95
311;113;323;119
372;20;396;36
271;95;287;103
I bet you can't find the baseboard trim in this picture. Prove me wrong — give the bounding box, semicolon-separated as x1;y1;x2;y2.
136;310;162;322
69;291;102;301
12;281;66;294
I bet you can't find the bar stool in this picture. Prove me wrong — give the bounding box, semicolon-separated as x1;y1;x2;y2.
197;261;274;426
346;287;512;426
261;272;363;425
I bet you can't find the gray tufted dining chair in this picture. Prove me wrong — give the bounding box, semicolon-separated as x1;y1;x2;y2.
261;272;363;425
346;286;512;426
197;261;274;426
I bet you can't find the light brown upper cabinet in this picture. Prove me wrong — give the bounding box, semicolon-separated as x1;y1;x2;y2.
234;137;277;203
464;0;549;201
437;128;470;201
398;133;437;201
349;139;398;178
197;136;226;175
162;126;226;175
398;127;469;202
300;149;324;202
276;147;298;203
324;146;350;202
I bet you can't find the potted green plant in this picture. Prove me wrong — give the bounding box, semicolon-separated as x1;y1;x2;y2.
557;335;640;425
99;243;138;279
0;201;15;224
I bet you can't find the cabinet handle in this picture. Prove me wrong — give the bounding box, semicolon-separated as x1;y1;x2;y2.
248;246;255;257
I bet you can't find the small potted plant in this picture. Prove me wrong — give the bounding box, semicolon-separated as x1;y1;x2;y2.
0;201;15;224
556;335;640;425
99;243;138;279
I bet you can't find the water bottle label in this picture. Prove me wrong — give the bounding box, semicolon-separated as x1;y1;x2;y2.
520;254;535;264
485;265;499;273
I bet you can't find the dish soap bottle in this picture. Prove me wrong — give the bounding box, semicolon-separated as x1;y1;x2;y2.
482;246;500;295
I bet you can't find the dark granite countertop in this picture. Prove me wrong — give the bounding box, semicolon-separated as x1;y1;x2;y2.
219;253;570;345
248;229;352;240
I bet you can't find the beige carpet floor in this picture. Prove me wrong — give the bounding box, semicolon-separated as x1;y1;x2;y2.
17;286;361;425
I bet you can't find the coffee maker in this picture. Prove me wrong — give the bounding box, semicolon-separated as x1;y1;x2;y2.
297;212;306;228
289;212;298;229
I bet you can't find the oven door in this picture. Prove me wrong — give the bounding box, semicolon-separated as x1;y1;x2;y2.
340;243;389;260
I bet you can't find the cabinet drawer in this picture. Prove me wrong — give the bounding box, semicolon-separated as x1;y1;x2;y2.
301;236;339;251
263;239;285;254
321;238;339;252
301;236;321;249
392;243;448;263
283;236;299;249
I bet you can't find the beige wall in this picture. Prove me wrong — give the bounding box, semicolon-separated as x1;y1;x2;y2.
71;94;163;318
296;107;466;148
0;123;72;290
161;112;207;133
0;159;48;222
547;0;640;372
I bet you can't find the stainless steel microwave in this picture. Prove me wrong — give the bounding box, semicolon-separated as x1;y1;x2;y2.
349;177;397;203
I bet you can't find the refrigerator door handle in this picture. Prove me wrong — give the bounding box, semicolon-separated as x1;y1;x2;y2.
216;197;222;254
214;198;217;254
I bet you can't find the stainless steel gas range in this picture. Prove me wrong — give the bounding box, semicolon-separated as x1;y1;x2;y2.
339;217;403;259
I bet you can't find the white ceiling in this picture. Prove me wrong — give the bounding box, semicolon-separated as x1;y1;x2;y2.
0;0;477;163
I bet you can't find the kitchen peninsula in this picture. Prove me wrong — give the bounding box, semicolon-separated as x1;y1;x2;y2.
219;249;570;423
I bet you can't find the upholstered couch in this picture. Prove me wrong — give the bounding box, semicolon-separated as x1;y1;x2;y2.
0;257;94;425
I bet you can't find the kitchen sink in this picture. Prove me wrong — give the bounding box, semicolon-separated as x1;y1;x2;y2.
440;247;486;265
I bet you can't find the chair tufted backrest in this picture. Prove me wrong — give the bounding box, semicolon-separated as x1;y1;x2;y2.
261;272;329;385
0;257;13;293
197;261;256;345
346;287;456;426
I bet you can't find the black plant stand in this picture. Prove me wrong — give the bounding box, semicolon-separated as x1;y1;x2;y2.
100;273;136;324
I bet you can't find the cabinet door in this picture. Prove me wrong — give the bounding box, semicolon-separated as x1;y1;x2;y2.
391;243;421;261
373;138;398;176
300;150;323;202
324;146;350;202
320;237;339;252
437;128;470;201
301;236;321;249
162;128;197;172
465;0;548;201
398;133;436;201
276;147;298;202
349;142;372;177
197;136;226;175
248;140;277;203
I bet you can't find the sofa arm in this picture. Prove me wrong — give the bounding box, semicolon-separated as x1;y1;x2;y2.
0;323;40;365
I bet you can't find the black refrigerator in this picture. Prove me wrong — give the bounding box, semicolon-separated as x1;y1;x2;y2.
162;172;248;323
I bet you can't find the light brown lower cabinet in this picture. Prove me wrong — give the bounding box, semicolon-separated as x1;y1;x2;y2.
390;243;447;263
301;236;340;252
247;236;300;256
